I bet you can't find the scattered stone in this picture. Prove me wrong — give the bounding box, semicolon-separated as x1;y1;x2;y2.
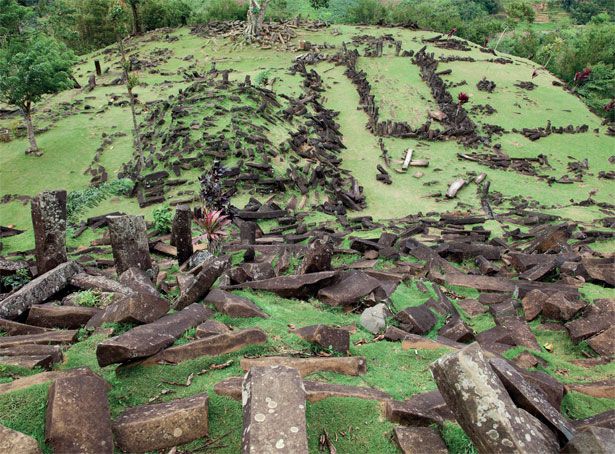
318;271;383;306
241;366;308;454
0;423;42;454
395;305;437;335
195;319;230;338
360;303;390;333
385;390;454;426
118;267;160;296
174;256;227;310
225;271;337;298
86;291;169;328
113;394;209;453
565;299;614;343
240;356;366;377
70;272;134;294
393;426;448;454
0;330;78;348
0;318;50;335
542;292;586;321
297;239;333;274
566;380;615;399
26;304;99;329
521;289;546;321
205;288;267;318
561;426;615;453
107;215;153;275
457;298;487;316
587;327;615;356
295;324;350;354
438;316;474;342
31;190;68;274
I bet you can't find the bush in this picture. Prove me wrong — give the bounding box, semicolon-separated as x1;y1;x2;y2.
577;62;615;121
506;0;536;23
66;179;134;223
190;0;247;24
346;0;386;24
141;0;191;30
152;204;173;234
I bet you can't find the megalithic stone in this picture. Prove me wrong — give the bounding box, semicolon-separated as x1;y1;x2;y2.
171;205;193;265
240;221;257;245
31;190;67;274
241;366;308;454
108;215;153;276
431;343;559;454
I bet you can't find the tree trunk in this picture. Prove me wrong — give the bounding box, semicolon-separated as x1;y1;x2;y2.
23;104;41;156
244;0;270;40
130;2;142;36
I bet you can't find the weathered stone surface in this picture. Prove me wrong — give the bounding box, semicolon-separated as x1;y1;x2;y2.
439;316;474;342
458;298;488;316
0;354;57;370
108;215;153;275
0;257;28;277
96;303;211;367
0;330;77;348
298;239;333;274
476;326;516;351
360;303;390;334
118;267;160;297
385;390;454;426
143;328;267;365
519;369;565;409
566;299;614;343
241;366;308;454
565;380;615;399
205;288;267;318
0;369;84;395
240;356;366;377
401;334;463;350
514;351;539;369
70;272;134;294
0;318;50;335
0;261;81;319
521;289;546;321
171;205;193;265
225;271;338;299
573;410;615;431
0;344;63;365
196;319;230;338
542;292;586;321
174;257;227;310
496;316;540;351
239;261;275;282
31;190;68;274
0;423;42;454
581;258;615;286
295;324;349;354
395;305;437;335
113;394;208;453
490;357;576;444
45;369;113;454
431;343;559;454
26;304;99;329
239;221;258;244
587;326;615;356
393;426;448;454
86;291;169;328
317;271;383;306
216;376;391;403
561;427;615;453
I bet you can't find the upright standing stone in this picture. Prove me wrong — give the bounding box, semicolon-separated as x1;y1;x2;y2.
31;190;67;274
241;366;308;454
108;215;153;276
171;205;193;265
240;221;257;245
45;368;113;454
431;343;559;454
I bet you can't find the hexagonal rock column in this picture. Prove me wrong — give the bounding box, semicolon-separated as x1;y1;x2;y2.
107;215;153;276
431;343;559;454
31;190;68;274
45;368;113;454
171;205;193;265
241;366;308;454
113;394;209;453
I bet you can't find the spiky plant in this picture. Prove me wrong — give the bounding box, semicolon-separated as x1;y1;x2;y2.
193;207;231;253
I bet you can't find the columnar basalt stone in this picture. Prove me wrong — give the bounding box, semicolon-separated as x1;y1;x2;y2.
113;394;209;453
240;221;258;244
171;205;193;265
96;303;211;367
174;257;228;310
26;304;100;329
297;239;333;274
241;366;308;454
86;291;169;328
561;427;615;453
393;426;449;454
107;215;153;276
45;369;113;454
240;356;367;377
119;267;160;296
31;190;68;274
0;261;81;319
295;324;350;354
0;424;42;454
431;343;559;454
205;288;267;318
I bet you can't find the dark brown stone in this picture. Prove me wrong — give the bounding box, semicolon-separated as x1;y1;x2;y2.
0;423;42;454
86;291;169;328
113;394;208;453
0;318;50;335
0;330;77;348
458;298;487;316
581;258;615;286
70;272;134;294
240;356;366;377
566;299;614;343
239;261;275;281
298;239;333;274
317;271;383;306
204;288;267;318
31;190;68;274
26;304;99;329
521;289;546;321
171;205;193;265
118;267;159;297
195;319;230;338
395;305;437;335
542;292;586;321
393;426;448;454
45;369;113;454
518;369;565;410
96;303;211;367
174;257;227;310
107;215;153;276
0;343;63;364
225;271;338;299
385;390;454;426
565;380;615;399
438;316;474;342
496;316;540;351
573;410;615;431
561;427;615;453
295;324;350;354
588;327;615;356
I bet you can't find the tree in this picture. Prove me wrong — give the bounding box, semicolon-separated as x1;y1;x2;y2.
506;0;536;23
125;0;142;35
0;34;75;155
0;0;34;45
244;0;270;40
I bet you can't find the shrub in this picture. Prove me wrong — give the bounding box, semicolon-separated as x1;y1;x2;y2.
66;179;134;223
152;204;173;234
190;0;247;24
505;0;536;23
141;0;191;30
345;0;386;24
75;290;101;307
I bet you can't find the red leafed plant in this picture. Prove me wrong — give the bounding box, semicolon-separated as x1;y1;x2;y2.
193;207;231;247
574;67;591;84
457;92;470;105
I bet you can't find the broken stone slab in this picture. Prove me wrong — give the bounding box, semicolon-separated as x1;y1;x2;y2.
26;304;100;329
0;344;63;365
118;267;160;297
458;299;488;316
0;257;29;277
113;394;209;453
360;303;390;334
0;261;81;319
295;324;349;354
45;368;113;454
395;305;437;335
196;319;230;338
31;190;68;274
587;326;615;356
224;271;337;299
86;291;169;328
241;366;308;453
238;261;275;282
107;215;153;276
141;328;266;365
0;318;50;335
561;427;615;453
542;292;586;321
496;316;540;351
0;424;42;454
401;333;464;350
385;390;455;426
490;357;576;444
581;257;615;286
0;330;78;348
393;426;449;454
240;356;366;377
0;354;57;370
573;410;615;431
70;272;135;295
297;239;332;274
438;316;474;343
565;380;615;399
204;288;267;318
431;343;559;454
521;289;546;321
171;205;193;265
317;271;383;306
96;303;211;367
0;369;87;395
174;256;228;310
566;299;614;343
